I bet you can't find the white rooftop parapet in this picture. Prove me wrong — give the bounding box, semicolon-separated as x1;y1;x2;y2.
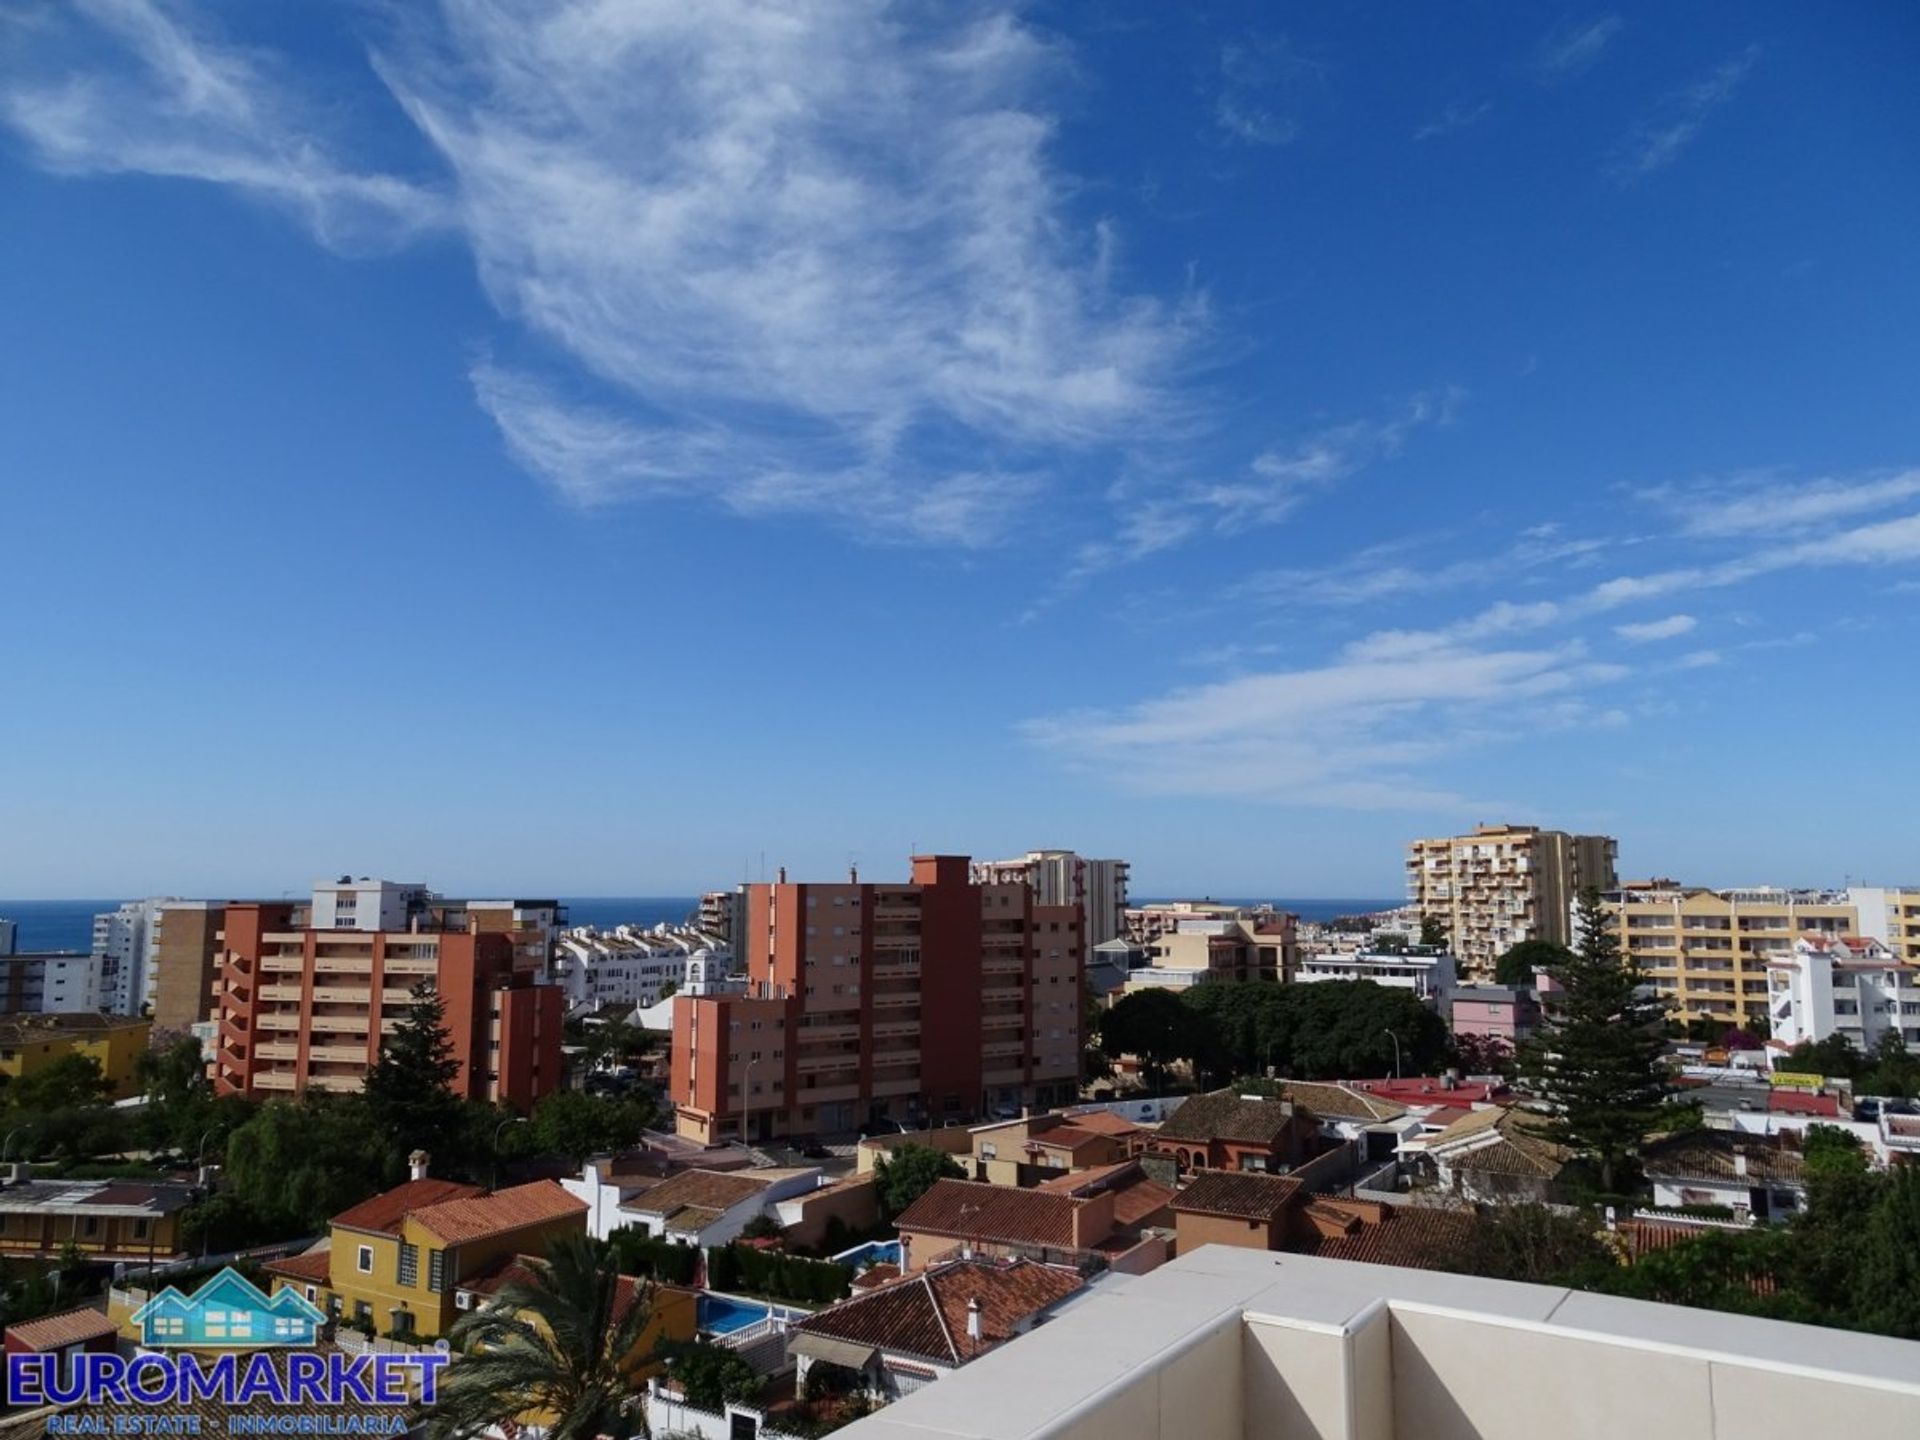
836;1245;1920;1440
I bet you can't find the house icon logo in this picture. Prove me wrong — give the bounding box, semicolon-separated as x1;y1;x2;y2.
130;1267;326;1349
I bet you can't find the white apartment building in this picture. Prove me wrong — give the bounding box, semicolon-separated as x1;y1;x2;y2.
551;925;731;1016
1768;934;1920;1057
835;1246;1920;1440
0;950;109;1014
1408;823;1617;977
1295;943;1458;1001
1848;885;1920;965
309;877;430;931
974;850;1130;950
90;897;172;1015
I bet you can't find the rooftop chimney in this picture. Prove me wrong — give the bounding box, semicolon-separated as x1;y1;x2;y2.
966;1297;982;1343
409;1150;431;1181
778;866;787;884
849;864;858;883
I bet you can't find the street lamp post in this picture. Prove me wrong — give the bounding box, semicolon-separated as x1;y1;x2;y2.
493;1116;528;1189
1382;1030;1403;1080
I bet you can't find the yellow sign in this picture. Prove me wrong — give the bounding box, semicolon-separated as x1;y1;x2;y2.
1770;1071;1824;1089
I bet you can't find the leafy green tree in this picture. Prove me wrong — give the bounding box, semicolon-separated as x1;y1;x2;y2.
427;1233;658;1440
1451;1203;1613;1285
365;982;465;1164
1182;979;1447;1082
220;1096;389;1235
872;1143;964;1220
1097;988;1210;1086
1419;913;1450;949
4;1054;110;1114
1493;939;1573;989
1853;1166;1920;1339
1780;1033;1863;1079
1516;889;1671;1193
656;1339;759;1412
528;1090;657;1164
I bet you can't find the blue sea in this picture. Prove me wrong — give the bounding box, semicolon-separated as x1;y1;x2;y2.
0;894;1399;953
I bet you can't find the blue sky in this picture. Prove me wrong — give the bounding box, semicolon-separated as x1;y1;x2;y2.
2;1;1916;899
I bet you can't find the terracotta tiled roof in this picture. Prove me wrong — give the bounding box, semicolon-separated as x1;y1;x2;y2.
1034;1163;1174;1229
1287;1206;1474;1271
1768;1091;1840;1118
1025;1126;1107;1154
1641;1132;1805;1186
411;1180;588;1245
794;1258;1083;1366
6;1305;116;1352
896;1179;1080;1250
454;1254;660;1324
264;1249;333;1285
1430;1108;1570;1179
1155;1091;1299;1145
622;1168;771;1218
333;1178;483;1236
850;1262;901;1291
1170;1171;1301;1222
1275;1082;1409;1123
1060;1111;1142;1137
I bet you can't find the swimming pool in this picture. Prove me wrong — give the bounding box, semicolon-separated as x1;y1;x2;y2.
697;1294;771;1335
831;1239;904;1270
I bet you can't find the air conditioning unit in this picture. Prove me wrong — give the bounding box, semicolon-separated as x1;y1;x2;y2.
455;1292;472;1310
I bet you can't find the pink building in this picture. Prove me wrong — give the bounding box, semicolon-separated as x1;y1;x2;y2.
1448;984;1542;1044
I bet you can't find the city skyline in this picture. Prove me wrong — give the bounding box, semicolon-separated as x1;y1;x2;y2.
4;3;1918;898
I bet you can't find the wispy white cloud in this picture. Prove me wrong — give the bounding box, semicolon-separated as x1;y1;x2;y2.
1613;613;1696;642
1612;45;1760;179
1212;36;1322;146
1532;15;1623;80
5;1;1198;543
1414;101;1491;141
1647;468;1920;537
1023;637;1626;808
0;0;446;252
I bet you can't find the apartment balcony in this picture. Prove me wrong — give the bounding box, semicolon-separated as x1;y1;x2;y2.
314;956;373;975
259;985;305;1003
309;1044;369;1064
797;1053;853;1075
872;990;919;1009
872;961;919;979
798;1022;860;1043
312;986;372;1005
981;984;1023;1001
383;959;438;977
260;956;305;974
252;1072;298;1092
257;1013;302;1032
871;1078;920;1098
379;987;415;1005
310;1013;371;1034
255;1042;298;1062
307;1072;363;1093
871;1019;918;1039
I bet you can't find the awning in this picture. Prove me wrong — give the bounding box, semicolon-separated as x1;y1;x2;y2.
788;1332;880;1370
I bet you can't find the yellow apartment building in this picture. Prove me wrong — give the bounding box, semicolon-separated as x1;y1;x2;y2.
1606;884;1856;1029
0;1014;154;1100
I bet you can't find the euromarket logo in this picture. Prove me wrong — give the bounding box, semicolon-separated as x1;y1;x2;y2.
6;1268;448;1434
132;1269;324;1348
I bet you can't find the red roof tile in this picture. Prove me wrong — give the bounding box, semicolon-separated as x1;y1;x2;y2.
264;1250;334;1285
794;1258;1082;1366
6;1306;116;1352
333;1178;483;1236
1287;1207;1475;1270
1768;1091;1839;1117
411;1180;588;1246
1170;1171;1302;1222
896;1180;1081;1250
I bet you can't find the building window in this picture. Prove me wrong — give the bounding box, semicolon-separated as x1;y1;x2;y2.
397;1242;419;1287
428;1249;447;1293
357;1245;374;1274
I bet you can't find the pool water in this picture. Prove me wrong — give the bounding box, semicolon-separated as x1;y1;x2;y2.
698;1294;772;1335
831;1239;904;1270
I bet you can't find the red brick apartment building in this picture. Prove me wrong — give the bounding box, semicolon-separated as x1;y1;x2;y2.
672;855;1084;1144
212;902;562;1110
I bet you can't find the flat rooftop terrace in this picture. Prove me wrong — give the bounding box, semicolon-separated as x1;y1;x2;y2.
839;1245;1920;1440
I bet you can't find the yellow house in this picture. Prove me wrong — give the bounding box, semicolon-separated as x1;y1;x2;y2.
0;1175;194;1264
456;1261;698;1380
266;1153;588;1340
0;1014;154;1100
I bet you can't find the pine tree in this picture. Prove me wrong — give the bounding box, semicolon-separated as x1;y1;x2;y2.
365;981;465;1168
1517;888;1671;1193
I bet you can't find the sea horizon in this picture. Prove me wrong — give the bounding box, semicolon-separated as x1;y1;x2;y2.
0;893;1406;953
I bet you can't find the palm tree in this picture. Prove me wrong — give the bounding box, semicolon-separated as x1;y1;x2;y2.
425;1233;658;1440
